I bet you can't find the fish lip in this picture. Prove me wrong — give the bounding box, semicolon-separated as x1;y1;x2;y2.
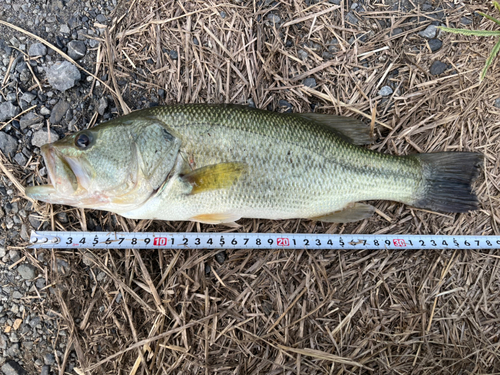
40;144;78;194
40;144;57;188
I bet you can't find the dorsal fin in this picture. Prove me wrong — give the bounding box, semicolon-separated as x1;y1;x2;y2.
296;113;373;145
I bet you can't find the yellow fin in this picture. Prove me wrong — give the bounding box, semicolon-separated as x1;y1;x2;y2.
311;203;375;223
191;212;242;226
182;162;247;195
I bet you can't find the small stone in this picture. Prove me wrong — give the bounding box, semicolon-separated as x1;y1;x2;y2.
215;251;227;265
50;100;70;124
12;291;23;299
430;60;447;75
40;107;51;116
0;102;20;122
60;24;71;34
297;49;308;60
302;77;317;88
460;17;472;25
41;366;50;375
16;264;36;280
14;152;27;166
9;249;20;262
56;212;68;223
96;14;107;23
267;13;281;24
428;38;442;52
1;360;27;375
419;24;437;39
36;278;46;289
67;40;87;60
220;11;226;18
46;61;81;92
390;28;403;36
378;85;393;96
278;99;293;113
28;43;47;57
98;97;108;115
346;12;358;25
44;353;55;365
494;98;500;108
0;132;18;157
31;129;60;148
20;92;36;103
168;50;178;60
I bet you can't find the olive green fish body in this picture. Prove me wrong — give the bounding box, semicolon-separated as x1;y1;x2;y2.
26;104;483;224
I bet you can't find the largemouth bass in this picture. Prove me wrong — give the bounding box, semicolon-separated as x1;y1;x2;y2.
26;104;483;225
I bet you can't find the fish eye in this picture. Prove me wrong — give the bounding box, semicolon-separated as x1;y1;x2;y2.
75;132;93;149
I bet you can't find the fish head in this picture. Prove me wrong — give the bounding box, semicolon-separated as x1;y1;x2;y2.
26;115;181;213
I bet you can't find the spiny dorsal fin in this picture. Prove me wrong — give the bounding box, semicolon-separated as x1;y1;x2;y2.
311;203;375;223
181;162;248;195
296;113;373;145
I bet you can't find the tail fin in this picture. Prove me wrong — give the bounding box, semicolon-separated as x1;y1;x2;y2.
412;152;483;213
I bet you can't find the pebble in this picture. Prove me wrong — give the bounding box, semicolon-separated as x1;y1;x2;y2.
0;132;18;157
302;77;317;88
494;98;500;108
41;366;50;375
44;353;55;365
215;251;227;265
267;13;281;24
98;97;108;115
346;12;358;25
297;49;308;60
0;102;20;122
1;360;27;375
20;92;36;103
13;152;27;166
460;17;472;25
419;24;438;39
50;100;70;124
46;61;81;92
60;24;71;34
429;60;447;75
378;86;393;96
279;99;293;113
31;129;60;148
168;50;178;60
16;264;36;280
428;38;442;52
28;43;47;57
67;40;87;60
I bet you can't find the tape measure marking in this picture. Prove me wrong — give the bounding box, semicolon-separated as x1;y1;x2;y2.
29;231;500;250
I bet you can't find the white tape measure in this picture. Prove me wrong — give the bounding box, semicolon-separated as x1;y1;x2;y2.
29;231;500;250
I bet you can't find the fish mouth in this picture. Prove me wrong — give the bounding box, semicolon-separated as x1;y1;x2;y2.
25;145;82;204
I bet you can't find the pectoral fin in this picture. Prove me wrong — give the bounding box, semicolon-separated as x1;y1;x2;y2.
181;162;248;195
311;203;375;223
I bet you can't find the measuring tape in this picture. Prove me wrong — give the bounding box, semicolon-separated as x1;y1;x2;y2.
29;231;500;250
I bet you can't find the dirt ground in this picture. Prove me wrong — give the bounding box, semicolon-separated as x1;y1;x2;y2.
1;0;500;374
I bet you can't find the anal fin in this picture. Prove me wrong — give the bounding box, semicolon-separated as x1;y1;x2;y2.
311;203;375;223
191;212;242;227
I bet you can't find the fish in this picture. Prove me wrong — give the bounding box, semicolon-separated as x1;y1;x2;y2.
25;104;483;225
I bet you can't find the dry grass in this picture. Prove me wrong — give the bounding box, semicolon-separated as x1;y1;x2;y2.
4;0;500;373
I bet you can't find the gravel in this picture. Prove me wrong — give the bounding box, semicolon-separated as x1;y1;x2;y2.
302;77;317;88
50;100;70;124
0;102;20;122
45;61;81;92
430;60;448;75
494;98;500;108
428;38;442;52
31;129;60;148
27;43;47;57
0;132;18;157
1;360;26;375
67;40;87;60
419;24;438;39
378;86;393;96
15;264;36;280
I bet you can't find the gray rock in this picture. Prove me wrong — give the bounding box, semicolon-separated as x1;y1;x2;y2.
14;152;27;166
56;212;68;223
494;98;500;108
60;24;71;34
28;43;47;57
168;50;178;60
346;12;358;25
302;77;317;88
20;92;36;103
46;61;81;92
31;129;60;148
0;333;7;350
297;49;308;60
50;100;70;124
44;353;55;365
36;278;46;289
96;14;107;23
0;132;18;157
267;13;281;24
67;40;87;60
428;38;442;52
16;264;36;280
12;291;23;299
97;97;108;115
41;366;50;375
6;343;20;357
419;24;437;39
215;251;227;265
0;246;6;257
0;102;20;122
460;17;472;25
1;360;27;375
430;60;447;75
278;99;293;113
378;85;393;96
